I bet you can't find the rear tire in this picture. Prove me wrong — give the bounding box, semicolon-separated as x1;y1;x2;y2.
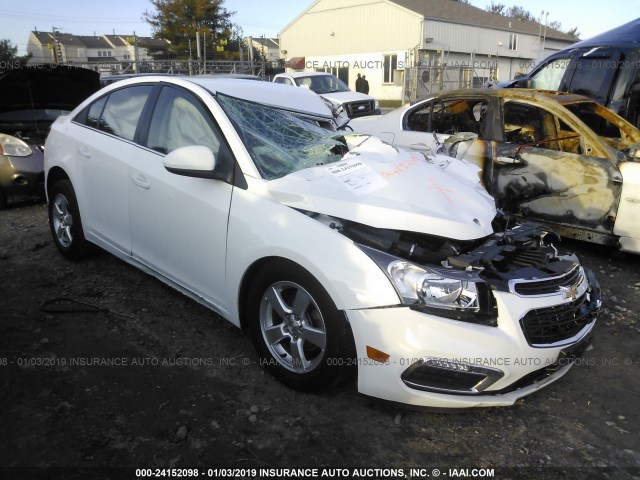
48;180;94;260
248;260;356;392
0;189;6;209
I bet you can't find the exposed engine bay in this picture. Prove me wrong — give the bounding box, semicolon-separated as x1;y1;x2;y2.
307;210;585;293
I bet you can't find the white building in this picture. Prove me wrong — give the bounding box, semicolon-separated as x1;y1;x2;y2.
279;0;578;101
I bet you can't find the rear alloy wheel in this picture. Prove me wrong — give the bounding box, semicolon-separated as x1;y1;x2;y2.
249;261;356;392
48;180;93;260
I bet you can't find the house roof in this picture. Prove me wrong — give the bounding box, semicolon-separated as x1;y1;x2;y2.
78;36;112;49
251;37;279;49
104;35;129;47
31;31;54;44
55;33;86;47
387;0;578;41
137;37;170;49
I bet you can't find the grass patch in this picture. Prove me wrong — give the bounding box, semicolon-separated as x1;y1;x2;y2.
378;99;403;108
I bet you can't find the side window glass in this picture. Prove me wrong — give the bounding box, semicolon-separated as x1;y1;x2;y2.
100;86;153;141
147;86;222;156
405;102;431;132
531;57;570;90
570;57;617;103
275;77;293;86
86;96;107;129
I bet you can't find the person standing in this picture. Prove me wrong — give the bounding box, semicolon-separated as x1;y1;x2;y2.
355;73;364;93
362;75;370;94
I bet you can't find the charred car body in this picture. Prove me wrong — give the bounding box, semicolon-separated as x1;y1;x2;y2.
45;77;599;407
0;66;100;208
350;88;640;254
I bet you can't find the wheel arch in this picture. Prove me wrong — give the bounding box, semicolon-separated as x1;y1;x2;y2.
238;256;309;330
46;166;70;198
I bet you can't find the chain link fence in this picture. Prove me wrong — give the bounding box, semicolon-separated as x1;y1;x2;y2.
403;64;498;103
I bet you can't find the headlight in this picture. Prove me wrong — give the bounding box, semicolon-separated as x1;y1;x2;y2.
388;260;480;312
0;134;33;157
374;99;380;110
360;245;497;325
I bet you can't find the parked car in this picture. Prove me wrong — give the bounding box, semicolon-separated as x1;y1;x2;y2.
351;88;640;254
0;65;100;208
273;71;380;118
499;18;640;128
45;77;600;408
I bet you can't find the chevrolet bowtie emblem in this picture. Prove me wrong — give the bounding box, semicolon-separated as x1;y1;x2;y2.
561;285;578;301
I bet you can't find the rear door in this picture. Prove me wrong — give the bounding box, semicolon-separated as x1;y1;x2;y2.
72;85;154;255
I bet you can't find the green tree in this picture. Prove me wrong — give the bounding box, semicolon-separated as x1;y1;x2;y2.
143;0;234;58
506;5;535;21
485;1;506;15
0;38;29;69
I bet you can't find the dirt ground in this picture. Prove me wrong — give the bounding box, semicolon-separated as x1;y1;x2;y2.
0;201;639;480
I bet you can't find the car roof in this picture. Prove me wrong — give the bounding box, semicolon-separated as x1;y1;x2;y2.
93;75;334;119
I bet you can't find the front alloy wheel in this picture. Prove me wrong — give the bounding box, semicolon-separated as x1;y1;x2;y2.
249;261;356;392
259;281;327;373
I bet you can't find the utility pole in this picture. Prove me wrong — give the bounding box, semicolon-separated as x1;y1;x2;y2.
133;30;139;73
52;26;63;64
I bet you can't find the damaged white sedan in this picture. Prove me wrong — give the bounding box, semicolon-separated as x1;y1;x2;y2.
45;77;600;408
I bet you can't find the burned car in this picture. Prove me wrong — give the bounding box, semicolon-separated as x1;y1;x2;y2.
45;77;599;408
0;65;100;208
351;89;640;254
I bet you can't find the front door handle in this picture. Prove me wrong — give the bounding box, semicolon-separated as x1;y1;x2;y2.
132;174;150;190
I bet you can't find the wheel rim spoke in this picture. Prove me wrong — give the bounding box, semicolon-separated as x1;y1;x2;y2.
264;286;291;319
291;289;312;317
263;324;287;346
289;337;308;371
300;324;326;349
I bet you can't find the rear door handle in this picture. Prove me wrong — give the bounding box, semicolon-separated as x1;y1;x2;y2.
132;174;151;190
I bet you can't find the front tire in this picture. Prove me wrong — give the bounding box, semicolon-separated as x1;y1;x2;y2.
248;261;356;392
48;179;93;260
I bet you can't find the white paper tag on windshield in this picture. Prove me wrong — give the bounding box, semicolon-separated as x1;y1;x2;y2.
326;159;388;196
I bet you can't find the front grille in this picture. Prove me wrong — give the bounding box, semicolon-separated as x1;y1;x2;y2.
520;294;594;346
513;265;583;296
345;100;375;117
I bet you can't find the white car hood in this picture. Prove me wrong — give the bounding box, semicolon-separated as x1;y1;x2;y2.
319;90;374;104
268;137;496;240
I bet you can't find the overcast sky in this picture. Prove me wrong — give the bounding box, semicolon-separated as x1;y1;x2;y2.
1;0;638;55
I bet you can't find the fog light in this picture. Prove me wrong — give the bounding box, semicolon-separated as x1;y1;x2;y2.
401;357;504;395
13;175;28;186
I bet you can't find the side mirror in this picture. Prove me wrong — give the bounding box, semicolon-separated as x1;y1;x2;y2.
163;145;217;179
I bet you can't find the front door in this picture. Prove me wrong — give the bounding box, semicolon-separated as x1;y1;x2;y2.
489;100;623;233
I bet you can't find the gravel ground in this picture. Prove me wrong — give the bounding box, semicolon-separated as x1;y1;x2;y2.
0;202;639;480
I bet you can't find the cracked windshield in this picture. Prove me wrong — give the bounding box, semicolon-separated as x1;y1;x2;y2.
216;93;347;180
